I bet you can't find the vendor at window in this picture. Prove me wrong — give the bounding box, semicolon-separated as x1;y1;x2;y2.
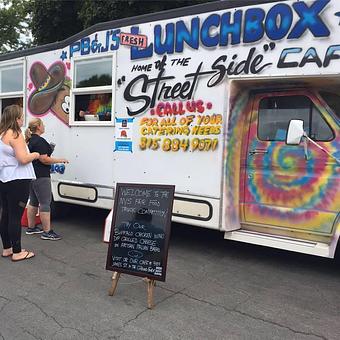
77;93;112;121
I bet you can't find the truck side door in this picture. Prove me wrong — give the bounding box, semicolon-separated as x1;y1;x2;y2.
242;90;339;238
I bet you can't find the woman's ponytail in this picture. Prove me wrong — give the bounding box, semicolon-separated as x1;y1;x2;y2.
24;128;32;143
25;118;42;143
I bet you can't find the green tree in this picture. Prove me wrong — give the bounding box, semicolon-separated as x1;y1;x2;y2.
77;74;112;88
0;0;32;53
28;0;214;45
78;0;214;29
29;0;83;45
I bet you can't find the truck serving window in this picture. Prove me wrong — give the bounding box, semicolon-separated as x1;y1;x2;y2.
258;95;333;142
1;97;23;114
319;91;340;120
0;64;24;116
72;56;113;124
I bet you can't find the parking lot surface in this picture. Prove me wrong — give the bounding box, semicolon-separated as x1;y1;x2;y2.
0;205;340;340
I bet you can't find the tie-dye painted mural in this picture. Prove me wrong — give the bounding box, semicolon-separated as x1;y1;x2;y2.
223;85;250;231
226;90;340;239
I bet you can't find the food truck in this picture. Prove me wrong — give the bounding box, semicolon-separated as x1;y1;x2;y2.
0;0;339;257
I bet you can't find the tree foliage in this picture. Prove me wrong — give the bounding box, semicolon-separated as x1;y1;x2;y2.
29;0;214;46
0;0;32;53
78;0;214;29
77;74;112;88
28;0;83;45
1;0;214;51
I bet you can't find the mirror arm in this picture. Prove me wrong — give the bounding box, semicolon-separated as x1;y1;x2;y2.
302;134;309;160
303;132;340;164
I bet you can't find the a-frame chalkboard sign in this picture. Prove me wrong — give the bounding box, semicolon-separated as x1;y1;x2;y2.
106;183;175;308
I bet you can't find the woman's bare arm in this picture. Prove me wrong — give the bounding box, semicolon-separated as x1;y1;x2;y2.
39;154;69;165
9;132;39;164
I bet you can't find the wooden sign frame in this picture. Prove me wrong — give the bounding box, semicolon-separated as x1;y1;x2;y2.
106;183;175;282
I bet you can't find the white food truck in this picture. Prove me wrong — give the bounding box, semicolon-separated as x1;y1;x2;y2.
0;0;339;257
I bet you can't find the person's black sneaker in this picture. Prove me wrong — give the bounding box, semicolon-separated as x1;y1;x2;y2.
26;226;43;235
40;230;62;241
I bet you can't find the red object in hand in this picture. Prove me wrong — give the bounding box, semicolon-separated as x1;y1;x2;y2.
21;208;41;228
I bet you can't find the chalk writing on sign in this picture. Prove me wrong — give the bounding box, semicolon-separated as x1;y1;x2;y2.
106;183;175;281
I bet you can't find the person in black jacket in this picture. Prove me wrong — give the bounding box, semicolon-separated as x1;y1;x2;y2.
25;118;68;240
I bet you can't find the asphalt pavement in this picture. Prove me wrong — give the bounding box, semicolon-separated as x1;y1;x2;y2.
0;205;340;340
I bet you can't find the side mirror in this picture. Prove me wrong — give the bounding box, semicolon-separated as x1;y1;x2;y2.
286;119;304;145
285;119;340;165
